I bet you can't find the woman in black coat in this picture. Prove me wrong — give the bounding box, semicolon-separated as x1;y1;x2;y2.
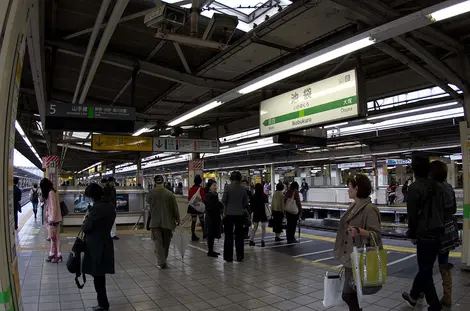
249;183;269;247
204;179;223;258
82;183;116;311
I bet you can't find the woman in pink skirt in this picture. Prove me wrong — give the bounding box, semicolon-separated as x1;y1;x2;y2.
40;178;63;263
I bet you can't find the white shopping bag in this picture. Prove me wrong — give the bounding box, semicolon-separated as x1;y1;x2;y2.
323;271;344;307
350;245;364;308
189;187;205;213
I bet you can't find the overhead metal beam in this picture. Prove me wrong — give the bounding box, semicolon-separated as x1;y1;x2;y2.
324;53;351;79
48;41;237;91
173;42;192;74
375;42;461;100
79;0;130;104
394;35;467;92
62;1;192;40
112;41;167;105
72;0;112;104
251;37;295;53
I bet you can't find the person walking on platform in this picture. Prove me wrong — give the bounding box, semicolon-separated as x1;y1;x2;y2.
13;177;22;230
334;174;382;311
271;183;285;241
29;183;41;219
222;171;249;262
103;177;119;240
241;179;252;240
429;160;457;308
147;175;180;269
203;179;223;258
402;155;445;311
300;179;309;202
41;178;63;263
402;180;409;203
284;182;302;243
82;183;116;311
249;183;269;247
188;175;205;241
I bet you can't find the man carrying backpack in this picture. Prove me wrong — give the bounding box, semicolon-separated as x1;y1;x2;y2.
30;183;41;219
402;155;445;311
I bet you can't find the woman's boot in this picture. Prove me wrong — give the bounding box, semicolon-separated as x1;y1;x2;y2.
439;263;453;308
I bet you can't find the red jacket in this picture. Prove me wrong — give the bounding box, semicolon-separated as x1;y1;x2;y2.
188;185;204;201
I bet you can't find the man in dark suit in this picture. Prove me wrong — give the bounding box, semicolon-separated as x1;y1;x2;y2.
13;177;22;230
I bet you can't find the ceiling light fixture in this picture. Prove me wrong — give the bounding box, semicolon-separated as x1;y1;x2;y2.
167;101;224;126
132;127;154;136
428;0;470;21
238;37;375;95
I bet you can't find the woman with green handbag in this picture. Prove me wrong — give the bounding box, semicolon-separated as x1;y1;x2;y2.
333;174;383;311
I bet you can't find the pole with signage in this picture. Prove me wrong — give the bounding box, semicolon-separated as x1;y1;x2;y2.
188;158;204;190
459;121;470;268
260;69;362;136
0;2;30;310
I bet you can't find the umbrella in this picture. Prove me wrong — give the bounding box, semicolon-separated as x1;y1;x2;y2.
172;225;191;259
350;240;364;309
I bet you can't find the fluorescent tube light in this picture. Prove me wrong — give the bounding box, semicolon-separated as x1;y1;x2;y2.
367;102;458;121
168;101;223;126
324;122;348;129
428;1;470;21
132;127;154;136
238;37;375;94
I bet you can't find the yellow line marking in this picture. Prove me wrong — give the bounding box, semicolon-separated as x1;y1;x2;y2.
297;232;462;258
295;257;341;270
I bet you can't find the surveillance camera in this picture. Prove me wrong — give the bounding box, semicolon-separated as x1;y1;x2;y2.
144;4;186;31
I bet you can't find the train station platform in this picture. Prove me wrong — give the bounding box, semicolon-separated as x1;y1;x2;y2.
15;204;470;311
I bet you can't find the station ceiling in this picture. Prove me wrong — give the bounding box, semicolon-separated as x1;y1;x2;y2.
15;0;470;172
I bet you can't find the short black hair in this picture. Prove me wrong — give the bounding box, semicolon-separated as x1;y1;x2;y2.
412;154;430;178
13;177;19;185
107;176;115;182
241;179;249;184
255;183;264;194
194;175;202;186
230;171;242;182
290;181;299;191
101;178;108;184
276;183;284;191
430;160;448;183
347;174;372;199
33;183;38;188
154;175;164;184
85;183;104;201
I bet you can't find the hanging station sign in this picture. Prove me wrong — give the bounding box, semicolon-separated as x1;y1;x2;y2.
92;135;153;152
91;135;219;153
45;103;136;133
153;137;219;153
259;69;362;136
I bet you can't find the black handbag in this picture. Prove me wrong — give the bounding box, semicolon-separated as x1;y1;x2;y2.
66;228;86;289
60;201;69;217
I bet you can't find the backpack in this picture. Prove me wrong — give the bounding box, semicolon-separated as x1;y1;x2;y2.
30;189;39;204
60;201;69;217
66;229;87;289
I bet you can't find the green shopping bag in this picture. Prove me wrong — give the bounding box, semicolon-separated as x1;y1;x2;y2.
351;234;387;295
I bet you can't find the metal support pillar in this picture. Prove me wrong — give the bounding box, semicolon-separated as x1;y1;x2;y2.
0;1;30;310
373;156;379;205
136;155;142;187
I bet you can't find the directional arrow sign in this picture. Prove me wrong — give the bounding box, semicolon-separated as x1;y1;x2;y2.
260;69;361;135
91;134;152;151
95;136;104;147
152;137;219;153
